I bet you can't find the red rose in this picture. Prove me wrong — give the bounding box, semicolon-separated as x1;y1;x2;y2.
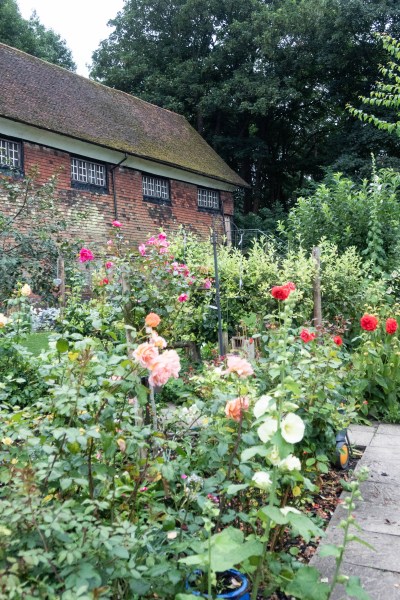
283;281;296;291
99;277;109;286
360;314;378;331
271;285;290;301
333;335;343;346
300;328;316;343
386;318;398;335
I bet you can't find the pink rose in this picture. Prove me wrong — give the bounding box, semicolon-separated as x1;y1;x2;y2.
138;243;146;256
225;355;254;378
79;248;94;263
225;397;250;421
132;342;159;369
203;278;212;289
149;350;181;387
105;261;114;269
147;236;157;245
158;232;167;241
178;293;188;302
106;240;113;246
112;220;122;227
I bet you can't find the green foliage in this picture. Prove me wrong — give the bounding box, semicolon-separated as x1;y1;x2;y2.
0;0;76;70
0;172;81;304
348;34;400;137
285;168;400;274
351;306;400;420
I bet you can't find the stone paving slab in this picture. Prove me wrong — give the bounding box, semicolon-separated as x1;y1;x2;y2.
311;422;400;599
329;502;400;535
316;529;400;572
377;424;400;435
359;457;400;485
370;433;400;447
348;424;377;447
363;445;400;459
359;480;400;505
311;558;400;600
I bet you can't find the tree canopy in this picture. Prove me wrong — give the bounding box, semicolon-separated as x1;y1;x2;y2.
0;0;75;71
91;0;400;212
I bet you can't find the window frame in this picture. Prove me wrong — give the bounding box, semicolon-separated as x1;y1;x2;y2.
142;172;171;205
197;187;221;212
0;135;23;175
70;156;108;192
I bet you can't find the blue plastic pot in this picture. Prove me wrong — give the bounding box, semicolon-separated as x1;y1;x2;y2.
186;569;250;599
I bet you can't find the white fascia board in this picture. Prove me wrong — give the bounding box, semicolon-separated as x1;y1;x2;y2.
0;117;237;192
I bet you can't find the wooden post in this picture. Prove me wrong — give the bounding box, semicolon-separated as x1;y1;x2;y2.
58;255;66;309
312;246;322;328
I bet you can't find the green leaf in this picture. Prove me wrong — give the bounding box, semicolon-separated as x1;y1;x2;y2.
161;463;174;481
226;483;248;495
241;445;268;462
112;545;130;559
260;506;288;525
287;513;324;543
285;566;329;600
179;527;262;572
56;338;69;353
345;576;373;600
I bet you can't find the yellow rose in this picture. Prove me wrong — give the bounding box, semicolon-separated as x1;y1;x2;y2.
2;437;13;446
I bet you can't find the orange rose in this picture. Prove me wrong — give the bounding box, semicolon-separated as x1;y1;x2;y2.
145;312;161;328
225;397;250;422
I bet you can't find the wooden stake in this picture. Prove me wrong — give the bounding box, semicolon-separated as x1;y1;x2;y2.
312;246;322;328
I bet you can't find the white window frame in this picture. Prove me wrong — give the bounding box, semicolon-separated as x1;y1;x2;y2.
71;157;106;187
142;174;170;201
0;137;21;169
197;187;220;210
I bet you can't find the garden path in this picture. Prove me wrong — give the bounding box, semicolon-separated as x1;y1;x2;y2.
311;423;400;599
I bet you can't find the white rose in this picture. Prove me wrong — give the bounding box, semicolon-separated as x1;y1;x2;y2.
20;284;32;297
280;413;305;444
266;445;281;466
0;313;9;328
279;454;301;471
252;471;272;491
257;417;278;443
280;506;301;516
254;395;276;418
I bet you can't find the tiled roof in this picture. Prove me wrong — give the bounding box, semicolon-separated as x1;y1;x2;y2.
0;43;247;188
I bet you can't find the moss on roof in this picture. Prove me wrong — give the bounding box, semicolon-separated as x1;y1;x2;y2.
0;43;247;188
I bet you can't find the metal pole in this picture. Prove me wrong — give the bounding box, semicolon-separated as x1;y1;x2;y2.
212;229;224;356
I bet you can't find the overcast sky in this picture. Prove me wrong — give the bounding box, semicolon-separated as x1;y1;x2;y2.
17;0;125;76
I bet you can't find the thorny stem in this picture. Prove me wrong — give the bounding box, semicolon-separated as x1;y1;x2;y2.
215;410;243;531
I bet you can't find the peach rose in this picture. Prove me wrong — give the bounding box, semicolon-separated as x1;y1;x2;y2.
149;350;181;387
225;397;250;421
132;342;159;369
145;312;161;328
225;355;254;378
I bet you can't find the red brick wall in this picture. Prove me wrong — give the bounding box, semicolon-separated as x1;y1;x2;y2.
16;141;234;244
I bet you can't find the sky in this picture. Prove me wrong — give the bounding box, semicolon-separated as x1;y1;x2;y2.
17;0;125;77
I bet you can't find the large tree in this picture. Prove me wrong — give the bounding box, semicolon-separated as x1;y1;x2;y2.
0;0;75;71
91;0;400;212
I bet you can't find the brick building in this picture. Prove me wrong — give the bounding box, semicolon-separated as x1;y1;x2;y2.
0;43;247;243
